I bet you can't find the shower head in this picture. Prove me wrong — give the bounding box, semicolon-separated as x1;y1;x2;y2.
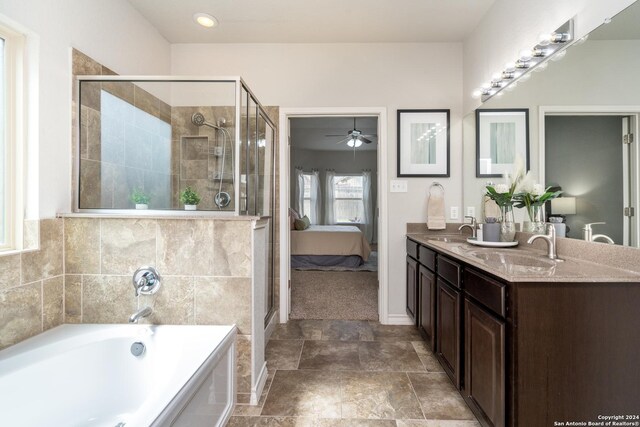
191;112;206;126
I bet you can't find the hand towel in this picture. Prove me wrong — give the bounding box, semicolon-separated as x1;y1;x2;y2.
427;185;446;230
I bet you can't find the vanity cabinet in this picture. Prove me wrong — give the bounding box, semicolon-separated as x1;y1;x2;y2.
406;236;640;427
406;255;418;325
463;268;506;427
418;245;437;347
435;255;462;389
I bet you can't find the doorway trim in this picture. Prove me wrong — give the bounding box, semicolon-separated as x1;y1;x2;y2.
278;107;388;324
539;105;640;246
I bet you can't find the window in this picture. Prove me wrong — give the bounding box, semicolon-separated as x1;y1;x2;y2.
302;173;311;217
334;175;364;223
0;21;27;252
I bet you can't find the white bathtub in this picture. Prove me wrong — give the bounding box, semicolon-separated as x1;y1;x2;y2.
0;324;236;427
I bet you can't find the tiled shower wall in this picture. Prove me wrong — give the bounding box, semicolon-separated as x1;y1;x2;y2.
0;219;65;350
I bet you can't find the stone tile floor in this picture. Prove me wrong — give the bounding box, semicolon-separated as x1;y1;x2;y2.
228;320;480;427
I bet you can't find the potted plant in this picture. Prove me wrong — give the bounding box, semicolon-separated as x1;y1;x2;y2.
180;186;201;211
130;187;150;209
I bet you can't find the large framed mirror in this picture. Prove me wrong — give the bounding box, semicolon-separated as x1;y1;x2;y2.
463;0;640;247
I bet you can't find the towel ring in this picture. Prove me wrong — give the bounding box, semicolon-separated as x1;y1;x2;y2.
429;182;444;193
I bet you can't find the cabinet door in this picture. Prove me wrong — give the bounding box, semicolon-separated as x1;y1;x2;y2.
436;279;461;389
419;265;436;349
464;298;505;427
406;256;418;325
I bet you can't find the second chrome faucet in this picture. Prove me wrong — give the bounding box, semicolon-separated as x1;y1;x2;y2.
528;223;563;261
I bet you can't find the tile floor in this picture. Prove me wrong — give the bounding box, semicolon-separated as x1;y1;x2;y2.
228;320;480;427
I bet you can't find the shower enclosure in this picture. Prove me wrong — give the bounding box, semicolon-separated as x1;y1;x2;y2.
75;77;275;217
75;76;277;323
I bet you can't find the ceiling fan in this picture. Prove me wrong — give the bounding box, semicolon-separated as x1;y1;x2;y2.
326;117;377;148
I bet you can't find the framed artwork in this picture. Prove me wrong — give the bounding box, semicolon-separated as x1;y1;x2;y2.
476;109;529;177
397;109;450;177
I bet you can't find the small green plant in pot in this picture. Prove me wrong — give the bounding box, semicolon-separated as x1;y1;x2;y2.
130;187;150;209
180;187;201;211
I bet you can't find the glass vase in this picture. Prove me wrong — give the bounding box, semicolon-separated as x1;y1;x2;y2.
500;204;516;242
524;203;546;234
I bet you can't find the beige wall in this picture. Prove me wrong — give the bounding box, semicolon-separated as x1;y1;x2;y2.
0;219;64;349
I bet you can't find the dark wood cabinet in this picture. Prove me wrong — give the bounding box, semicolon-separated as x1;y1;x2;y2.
418;265;436;349
436;278;461;389
463;298;505;427
406;255;418;325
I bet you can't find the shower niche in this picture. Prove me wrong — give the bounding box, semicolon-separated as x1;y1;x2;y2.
76;77;275;216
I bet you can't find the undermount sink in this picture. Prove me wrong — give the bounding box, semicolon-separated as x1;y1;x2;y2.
425;234;469;243
464;250;557;275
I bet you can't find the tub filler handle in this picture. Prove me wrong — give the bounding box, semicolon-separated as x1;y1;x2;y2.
133;266;161;296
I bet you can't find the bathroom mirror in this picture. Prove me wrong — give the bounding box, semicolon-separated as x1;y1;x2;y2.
463;0;640;247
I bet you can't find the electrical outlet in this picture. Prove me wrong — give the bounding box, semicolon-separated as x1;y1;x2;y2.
466;207;476;218
390;180;408;193
450;206;459;220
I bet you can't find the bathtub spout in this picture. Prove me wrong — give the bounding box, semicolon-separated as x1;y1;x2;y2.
129;306;152;323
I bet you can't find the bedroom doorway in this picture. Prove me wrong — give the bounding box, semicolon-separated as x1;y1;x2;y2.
278;108;388;324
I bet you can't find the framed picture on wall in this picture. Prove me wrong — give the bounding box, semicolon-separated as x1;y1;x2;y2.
397;109;450;177
476;109;530;177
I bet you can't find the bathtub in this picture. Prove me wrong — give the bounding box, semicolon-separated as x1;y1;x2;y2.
0;324;236;427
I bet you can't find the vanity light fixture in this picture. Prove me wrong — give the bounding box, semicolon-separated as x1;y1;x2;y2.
193;12;218;28
473;19;573;102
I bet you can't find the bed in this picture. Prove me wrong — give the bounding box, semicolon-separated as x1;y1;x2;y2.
291;225;372;268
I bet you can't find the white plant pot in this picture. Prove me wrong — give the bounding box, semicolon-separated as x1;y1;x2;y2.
135;204;148;210
184;204;197;211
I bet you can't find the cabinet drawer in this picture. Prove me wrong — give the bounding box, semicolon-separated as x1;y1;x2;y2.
438;255;461;289
419;245;436;271
407;239;419;260
464;268;506;318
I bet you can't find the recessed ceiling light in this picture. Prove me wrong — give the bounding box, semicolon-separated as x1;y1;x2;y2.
193;13;218;28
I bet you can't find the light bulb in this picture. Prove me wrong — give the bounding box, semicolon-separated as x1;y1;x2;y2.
504;62;516;71
519;49;533;61
193;13;218;28
538;33;553;46
472;89;482;99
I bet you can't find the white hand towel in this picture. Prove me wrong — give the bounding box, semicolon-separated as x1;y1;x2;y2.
427;185;446;230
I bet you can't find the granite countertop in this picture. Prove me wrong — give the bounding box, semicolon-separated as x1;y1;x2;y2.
407;232;640;283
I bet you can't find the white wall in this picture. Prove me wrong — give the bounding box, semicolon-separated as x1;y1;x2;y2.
462;0;635;115
172;42;464;317
0;0;171;217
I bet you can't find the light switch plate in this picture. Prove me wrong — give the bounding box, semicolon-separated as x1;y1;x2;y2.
450;206;459;220
390;180;408;193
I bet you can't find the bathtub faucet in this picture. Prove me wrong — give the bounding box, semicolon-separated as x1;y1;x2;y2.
129;306;152;323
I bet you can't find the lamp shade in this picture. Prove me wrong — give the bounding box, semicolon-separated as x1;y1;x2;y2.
551;197;576;215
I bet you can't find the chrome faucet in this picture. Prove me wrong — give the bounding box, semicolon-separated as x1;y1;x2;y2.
458;216;477;239
527;223;563;261
582;222;615;244
129;306;152;323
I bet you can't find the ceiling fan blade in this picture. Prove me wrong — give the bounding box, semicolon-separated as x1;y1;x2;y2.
359;136;373;144
360;134;377;139
325;134;346;137
334;137;351;145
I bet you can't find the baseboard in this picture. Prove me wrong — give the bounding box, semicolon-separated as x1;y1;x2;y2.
251;362;268;405
385;314;415;325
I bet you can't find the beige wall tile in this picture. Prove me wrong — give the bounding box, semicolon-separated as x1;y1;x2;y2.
43;276;64;330
101;219;156;275
0;282;42;350
195;277;251;334
65;218;101;274
83;275;137;323
65;275;83;324
22;219;63;284
140;276;194;325
0;254;21;291
72;49;102;77
157;220;214;276
236;335;252;394
213;220;251;277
